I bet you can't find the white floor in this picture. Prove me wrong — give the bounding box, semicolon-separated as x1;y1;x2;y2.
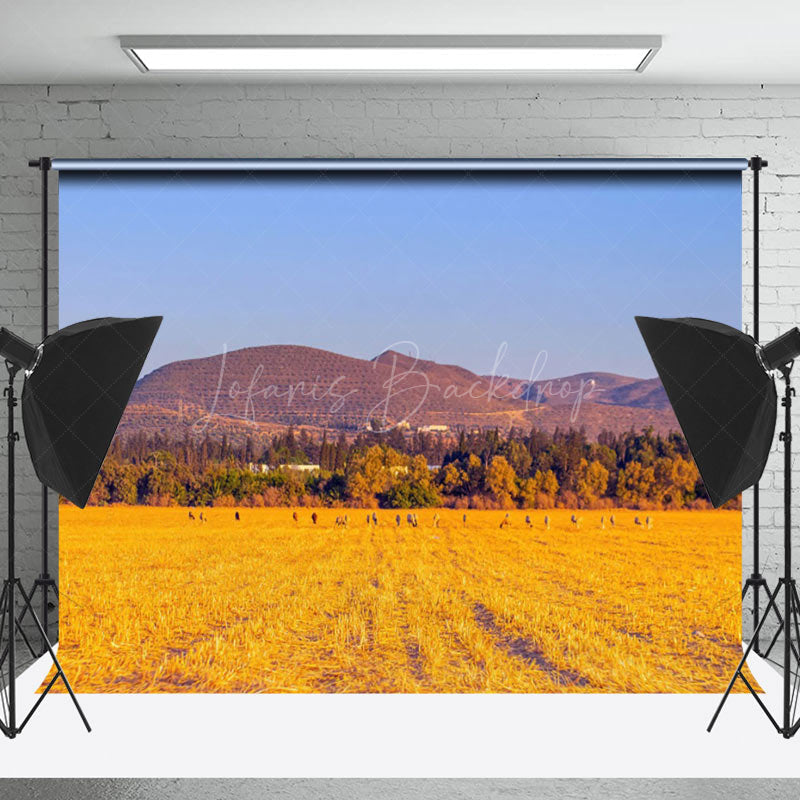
1;645;798;778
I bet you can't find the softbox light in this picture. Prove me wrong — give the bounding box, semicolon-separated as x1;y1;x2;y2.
20;316;162;508
0;314;161;740
636;315;800;738
635;316;777;507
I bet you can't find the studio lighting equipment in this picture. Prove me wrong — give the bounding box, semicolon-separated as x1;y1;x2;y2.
0;315;162;739
636;316;800;739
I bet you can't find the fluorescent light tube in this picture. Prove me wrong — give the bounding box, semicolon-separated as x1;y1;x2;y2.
121;36;661;74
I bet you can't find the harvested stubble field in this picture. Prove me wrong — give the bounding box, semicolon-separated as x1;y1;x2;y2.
54;506;751;693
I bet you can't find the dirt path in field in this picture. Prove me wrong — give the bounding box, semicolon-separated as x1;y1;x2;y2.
396;588;431;688
471;601;590;688
109;613;254;691
442;530;591;688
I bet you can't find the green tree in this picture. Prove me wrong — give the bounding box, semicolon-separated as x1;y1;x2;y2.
531;468;559;498
576;459;609;506
616;461;656;507
518;477;538;508
485;455;517;508
438;462;467;496
110;463;138;505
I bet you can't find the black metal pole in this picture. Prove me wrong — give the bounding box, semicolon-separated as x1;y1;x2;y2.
782;366;792;736
751;156;766;652
40;159;49;643
5;364;19;736
28;157;54;651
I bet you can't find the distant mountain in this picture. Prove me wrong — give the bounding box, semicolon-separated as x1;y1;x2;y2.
514;372;670;411
120;345;677;444
596;377;670;410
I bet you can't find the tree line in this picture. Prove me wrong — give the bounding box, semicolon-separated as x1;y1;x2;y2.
82;426;735;511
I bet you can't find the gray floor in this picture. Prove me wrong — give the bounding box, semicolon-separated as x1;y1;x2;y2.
0;780;797;800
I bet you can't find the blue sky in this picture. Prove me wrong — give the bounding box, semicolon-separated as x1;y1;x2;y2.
59;170;741;380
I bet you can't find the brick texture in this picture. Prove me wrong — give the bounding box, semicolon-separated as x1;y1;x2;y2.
0;82;796;656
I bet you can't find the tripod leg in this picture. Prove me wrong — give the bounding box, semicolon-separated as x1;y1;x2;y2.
10;586;41;662
789;584;800;729
0;583;8;724
739;671;782;733
26;579;60;658
17;671;58;733
761;583;800;665
0;584;38;668
757;581;797;662
708;583;782;732
790;583;800;655
14;582;90;733
0;582;8;670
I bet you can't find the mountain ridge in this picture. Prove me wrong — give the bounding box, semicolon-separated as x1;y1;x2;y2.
123;343;677;443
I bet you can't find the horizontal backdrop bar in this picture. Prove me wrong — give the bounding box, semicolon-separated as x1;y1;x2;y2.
119;35;664;50
51;158;749;173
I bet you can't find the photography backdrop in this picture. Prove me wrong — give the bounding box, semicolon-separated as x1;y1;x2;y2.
55;158;746;694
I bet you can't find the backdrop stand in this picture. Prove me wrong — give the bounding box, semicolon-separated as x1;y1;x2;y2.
742;155;770;655
26;157;57;655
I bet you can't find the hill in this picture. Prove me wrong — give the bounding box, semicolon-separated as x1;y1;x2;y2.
517;372;670;410
119;344;677;444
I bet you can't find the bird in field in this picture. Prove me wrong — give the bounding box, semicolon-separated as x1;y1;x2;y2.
396;514;401;527
372;512;378;526
645;516;653;530
544;515;550;530
634;516;642;527
609;514;616;527
600;515;605;530
235;511;240;521
525;515;532;528
292;511;299;524
311;512;318;525
462;513;467;528
433;512;440;528
188;511;195;520
499;513;511;529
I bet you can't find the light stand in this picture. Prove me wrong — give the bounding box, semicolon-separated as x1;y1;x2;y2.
708;360;800;737
0;315;161;738
636;317;800;737
0;360;90;738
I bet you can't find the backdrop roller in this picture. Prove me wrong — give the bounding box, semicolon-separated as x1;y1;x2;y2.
0;315;161;738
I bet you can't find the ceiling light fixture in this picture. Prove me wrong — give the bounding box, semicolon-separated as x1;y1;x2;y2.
120;35;661;74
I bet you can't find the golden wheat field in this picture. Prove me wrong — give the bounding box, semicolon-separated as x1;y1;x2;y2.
52;506;752;694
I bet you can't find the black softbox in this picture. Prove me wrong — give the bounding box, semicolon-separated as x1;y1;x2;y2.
635;316;776;507
21;316;162;508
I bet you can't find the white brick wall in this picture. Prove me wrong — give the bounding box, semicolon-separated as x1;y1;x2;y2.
1;81;797;649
